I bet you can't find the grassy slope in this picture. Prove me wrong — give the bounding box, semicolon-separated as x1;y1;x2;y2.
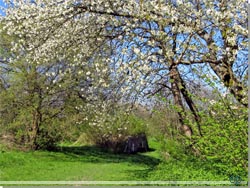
0;139;231;182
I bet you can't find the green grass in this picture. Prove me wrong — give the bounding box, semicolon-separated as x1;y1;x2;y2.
0;140;161;181
0;138;241;183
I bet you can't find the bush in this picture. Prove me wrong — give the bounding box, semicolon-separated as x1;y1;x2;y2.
146;107;181;139
0;106;65;150
33;121;63;150
82;103;148;152
148;157;227;181
160;139;187;160
2;108;34;149
194;99;247;177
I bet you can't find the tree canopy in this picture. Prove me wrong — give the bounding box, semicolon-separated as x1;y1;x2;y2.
0;0;248;137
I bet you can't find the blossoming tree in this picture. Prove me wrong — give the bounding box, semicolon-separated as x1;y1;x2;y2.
1;0;247;137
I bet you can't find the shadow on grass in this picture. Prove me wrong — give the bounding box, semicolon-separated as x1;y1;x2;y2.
53;145;161;169
55;145;161;180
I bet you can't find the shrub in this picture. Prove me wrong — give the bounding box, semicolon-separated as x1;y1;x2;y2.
33;120;63;150
82;102;148;152
194;98;247;177
146;107;181;139
0;106;65;150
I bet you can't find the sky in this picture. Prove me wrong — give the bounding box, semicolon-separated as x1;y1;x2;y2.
0;0;6;16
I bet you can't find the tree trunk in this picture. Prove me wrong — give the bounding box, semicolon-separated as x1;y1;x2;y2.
29;69;43;150
210;63;247;107
169;65;193;137
175;67;203;136
30;111;40;150
201;27;247;107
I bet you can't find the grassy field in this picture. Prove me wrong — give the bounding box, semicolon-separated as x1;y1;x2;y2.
0;146;161;181
0;138;237;183
0;138;161;181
